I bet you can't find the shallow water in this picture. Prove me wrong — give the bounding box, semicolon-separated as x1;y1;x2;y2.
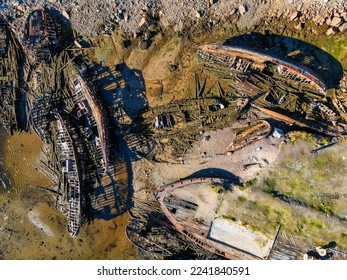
0;126;138;259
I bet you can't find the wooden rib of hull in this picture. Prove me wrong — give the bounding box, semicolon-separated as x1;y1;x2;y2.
252;104;343;136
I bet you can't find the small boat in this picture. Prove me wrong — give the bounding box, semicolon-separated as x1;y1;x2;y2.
227;120;271;152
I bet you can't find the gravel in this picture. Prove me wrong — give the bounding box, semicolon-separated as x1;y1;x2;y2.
0;0;347;37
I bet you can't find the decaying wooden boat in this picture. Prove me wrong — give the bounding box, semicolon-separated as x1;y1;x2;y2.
227;120;271;152
72;73;109;173
0;18;22;133
198;44;327;93
54;113;82;237
23;9;58;64
141;97;248;139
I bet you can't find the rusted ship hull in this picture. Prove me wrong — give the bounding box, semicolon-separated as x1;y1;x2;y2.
198;44;327;93
155;178;261;260
227;120;271;152
23;9;58;64
72;73;109;173
54;113;82;237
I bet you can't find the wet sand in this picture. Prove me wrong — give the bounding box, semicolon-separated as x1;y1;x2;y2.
0;127;138;259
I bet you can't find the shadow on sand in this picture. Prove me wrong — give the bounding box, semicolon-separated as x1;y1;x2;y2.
85;62;149;221
185;168;242;185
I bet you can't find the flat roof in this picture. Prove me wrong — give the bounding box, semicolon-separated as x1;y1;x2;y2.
208;217;274;259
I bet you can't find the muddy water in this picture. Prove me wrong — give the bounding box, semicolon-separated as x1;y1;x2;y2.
0;127;138;259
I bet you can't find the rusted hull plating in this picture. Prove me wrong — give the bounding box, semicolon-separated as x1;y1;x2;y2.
55;113;82;237
72;74;109;173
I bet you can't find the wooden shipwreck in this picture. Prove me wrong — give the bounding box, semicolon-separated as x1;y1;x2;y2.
0;18;23;133
72;72;109;173
141;97;248;138
54;112;82;237
197;44;347;137
198;44;327;93
227;120;271;152
23;9;58;64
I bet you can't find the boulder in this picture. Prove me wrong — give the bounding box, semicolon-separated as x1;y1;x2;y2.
139;16;146;27
330;16;343;27
239;4;247;15
326;27;335;35
272;128;285;138
339;22;347;32
294;22;303;30
289;11;299;21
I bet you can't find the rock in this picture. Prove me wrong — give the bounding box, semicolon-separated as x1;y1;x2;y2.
326;27;336;35
62;9;70;20
139;16;146;27
239;4;247;16
294;22;303;30
196;11;202;18
326;17;332;25
289;11;299;21
330;16;343;27
339;22;347;32
272;128;284;138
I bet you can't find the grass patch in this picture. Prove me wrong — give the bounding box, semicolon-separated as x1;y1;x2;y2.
262;149;346;216
314;33;347;69
240;178;257;190
264;177;277;195
287;131;316;144
210;183;226;194
238;195;247;202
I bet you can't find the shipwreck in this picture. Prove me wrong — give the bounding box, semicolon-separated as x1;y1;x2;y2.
54;112;82;237
72;72;109;173
0;18;23;133
23;9;58;64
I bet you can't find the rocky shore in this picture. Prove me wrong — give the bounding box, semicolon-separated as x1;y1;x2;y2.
0;0;347;37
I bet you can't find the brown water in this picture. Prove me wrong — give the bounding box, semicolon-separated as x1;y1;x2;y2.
0;127;138;260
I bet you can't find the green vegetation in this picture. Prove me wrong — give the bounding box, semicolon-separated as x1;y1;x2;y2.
314;34;347;69
217;144;347;250
287;131;316;144
240;178;257;190
262;150;346;217
210;183;226;194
